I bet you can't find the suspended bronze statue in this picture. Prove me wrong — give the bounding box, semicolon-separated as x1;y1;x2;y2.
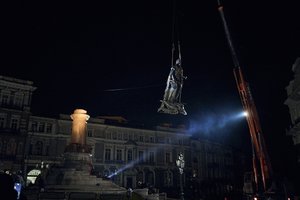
158;42;187;115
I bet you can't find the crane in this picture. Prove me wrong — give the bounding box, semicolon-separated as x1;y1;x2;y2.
216;1;274;198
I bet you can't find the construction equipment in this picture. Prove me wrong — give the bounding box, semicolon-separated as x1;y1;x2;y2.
217;1;275;198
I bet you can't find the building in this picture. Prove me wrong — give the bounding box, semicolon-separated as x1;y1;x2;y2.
285;57;300;164
0;75;36;171
0;75;245;199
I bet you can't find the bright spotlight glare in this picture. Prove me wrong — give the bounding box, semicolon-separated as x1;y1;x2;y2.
243;111;248;117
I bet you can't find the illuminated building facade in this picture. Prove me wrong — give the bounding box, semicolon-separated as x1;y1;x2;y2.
0;75;244;198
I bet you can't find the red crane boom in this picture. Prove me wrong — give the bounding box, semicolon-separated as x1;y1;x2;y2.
217;1;273;196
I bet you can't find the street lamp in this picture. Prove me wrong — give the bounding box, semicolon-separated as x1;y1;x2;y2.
176;153;185;200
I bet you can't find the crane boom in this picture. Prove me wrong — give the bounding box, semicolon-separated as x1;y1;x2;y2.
217;1;273;195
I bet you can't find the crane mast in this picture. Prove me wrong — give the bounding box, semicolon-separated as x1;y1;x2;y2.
217;1;273;195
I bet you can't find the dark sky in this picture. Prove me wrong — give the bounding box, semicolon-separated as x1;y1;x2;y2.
2;1;300;178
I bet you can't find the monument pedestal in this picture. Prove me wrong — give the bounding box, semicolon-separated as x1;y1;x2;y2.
42;150;126;199
42;110;126;199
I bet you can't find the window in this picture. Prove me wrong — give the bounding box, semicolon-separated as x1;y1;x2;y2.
87;129;93;137
123;133;128;140
14;93;23;107
178;139;183;145
6;139;16;155
31;122;37;132
35;141;43;155
46;124;53;133
17;142;23;155
117;133;122;140
166;138;170;144
105;149;111;161
38;123;45;132
46;145;50;156
139;135;144;142
149;152;155;163
166;152;171;163
150;136;154;143
138;151;144;162
116;149;122;161
0;113;6;128
1;91;10;105
127;149;132;161
11;118;19;130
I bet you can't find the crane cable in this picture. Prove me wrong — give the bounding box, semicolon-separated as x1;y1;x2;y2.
171;0;182;67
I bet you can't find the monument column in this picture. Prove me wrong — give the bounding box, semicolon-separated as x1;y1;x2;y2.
70;109;90;146
64;109;91;171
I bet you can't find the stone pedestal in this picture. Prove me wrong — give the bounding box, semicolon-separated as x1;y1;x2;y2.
41;109;126;199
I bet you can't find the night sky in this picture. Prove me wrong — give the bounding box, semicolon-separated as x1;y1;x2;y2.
2;1;300;180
